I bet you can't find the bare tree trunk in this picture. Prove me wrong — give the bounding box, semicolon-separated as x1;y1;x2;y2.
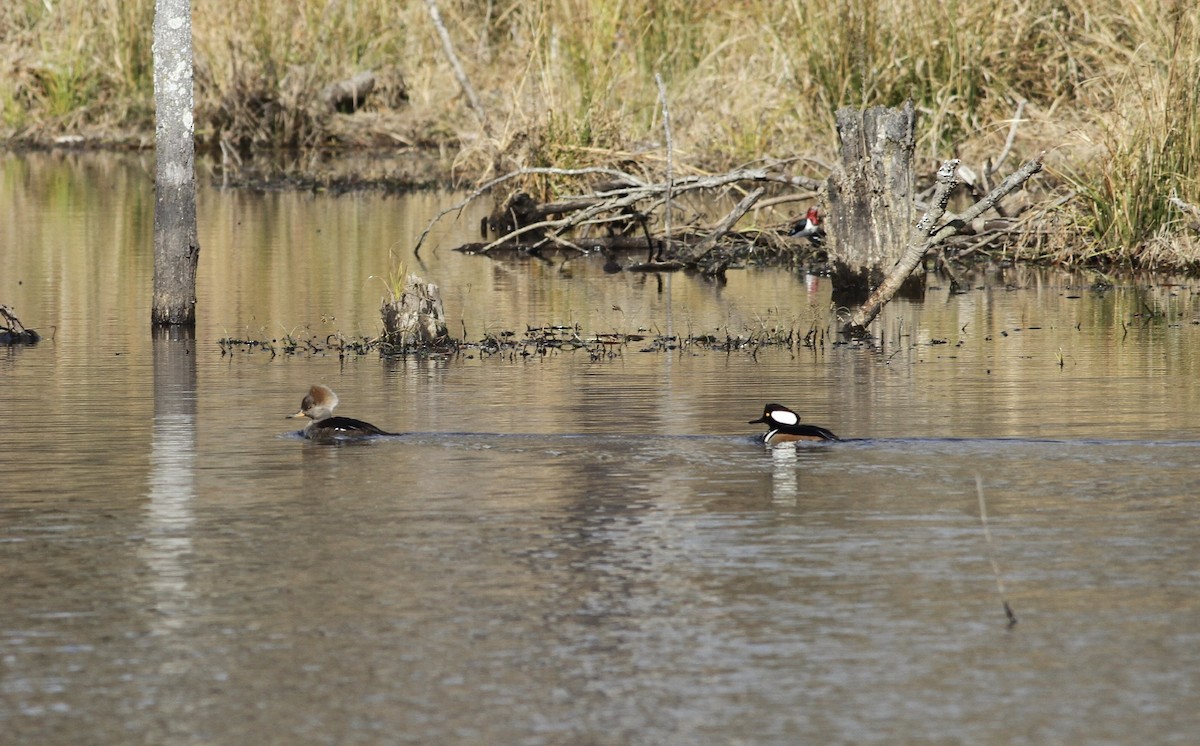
151;0;199;327
826;103;916;302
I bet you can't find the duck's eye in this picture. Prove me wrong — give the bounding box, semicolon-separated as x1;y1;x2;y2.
770;410;799;426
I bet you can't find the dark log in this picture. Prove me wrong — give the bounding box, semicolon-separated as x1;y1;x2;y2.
482;192;621;237
320;71;375;113
826;103;917;304
0;304;40;345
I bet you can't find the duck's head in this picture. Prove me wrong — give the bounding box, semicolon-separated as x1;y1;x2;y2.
289;384;339;422
749;403;801;427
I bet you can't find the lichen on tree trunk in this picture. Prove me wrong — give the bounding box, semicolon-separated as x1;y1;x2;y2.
826;102;917;303
151;0;199;327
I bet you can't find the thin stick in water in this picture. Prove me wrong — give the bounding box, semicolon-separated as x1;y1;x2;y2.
655;73;673;258
976;474;1018;628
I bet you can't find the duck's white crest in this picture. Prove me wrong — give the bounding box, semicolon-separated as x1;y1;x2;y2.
770;409;800;426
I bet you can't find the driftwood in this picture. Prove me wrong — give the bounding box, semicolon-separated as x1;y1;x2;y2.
687;187;766;274
320;72;375;113
421;164;822;276
480;189;648;240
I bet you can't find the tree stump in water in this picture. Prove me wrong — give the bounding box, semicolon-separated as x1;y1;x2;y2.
826;102;918;304
381;274;449;348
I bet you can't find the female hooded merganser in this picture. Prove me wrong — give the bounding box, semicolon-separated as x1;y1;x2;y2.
788;207;825;245
288;384;396;441
749;403;839;443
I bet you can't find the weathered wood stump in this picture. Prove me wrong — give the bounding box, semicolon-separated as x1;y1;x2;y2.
826;102;918;304
381;274;449;348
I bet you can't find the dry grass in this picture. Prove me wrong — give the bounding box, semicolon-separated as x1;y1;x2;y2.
3;0;1200;266
1048;1;1200;266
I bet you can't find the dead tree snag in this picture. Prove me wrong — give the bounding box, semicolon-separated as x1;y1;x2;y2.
826;102;917;304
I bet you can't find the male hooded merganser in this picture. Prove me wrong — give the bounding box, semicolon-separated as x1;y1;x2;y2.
788;207;825;245
749;403;839;443
288;384;396;441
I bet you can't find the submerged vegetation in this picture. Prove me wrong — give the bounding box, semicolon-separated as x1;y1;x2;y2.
218;319;838;362
3;0;1199;268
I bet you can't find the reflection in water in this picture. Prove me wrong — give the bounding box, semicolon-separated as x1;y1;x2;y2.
3;153;1200;744
769;445;798;505
141;329;198;633
143;414;196;629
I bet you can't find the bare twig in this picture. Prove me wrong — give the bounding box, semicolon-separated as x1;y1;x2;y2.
753;192;821;213
656;73;673;258
424;0;492;138
988;99;1026;178
931;153;1045;245
976;475;1018;628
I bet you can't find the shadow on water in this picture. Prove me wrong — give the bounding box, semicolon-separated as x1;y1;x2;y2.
3;152;1200;743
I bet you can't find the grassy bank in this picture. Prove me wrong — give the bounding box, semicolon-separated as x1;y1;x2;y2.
2;0;1199;268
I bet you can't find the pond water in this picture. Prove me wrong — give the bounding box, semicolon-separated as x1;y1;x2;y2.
2;152;1200;743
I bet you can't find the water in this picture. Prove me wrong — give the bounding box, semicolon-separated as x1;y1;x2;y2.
2;152;1200;743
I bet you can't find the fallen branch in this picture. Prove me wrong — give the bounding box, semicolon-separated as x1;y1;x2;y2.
688;186;766;272
846;153;1045;334
931;153;1045;245
413;166;648;256
420;166;802;261
846;159;959;333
